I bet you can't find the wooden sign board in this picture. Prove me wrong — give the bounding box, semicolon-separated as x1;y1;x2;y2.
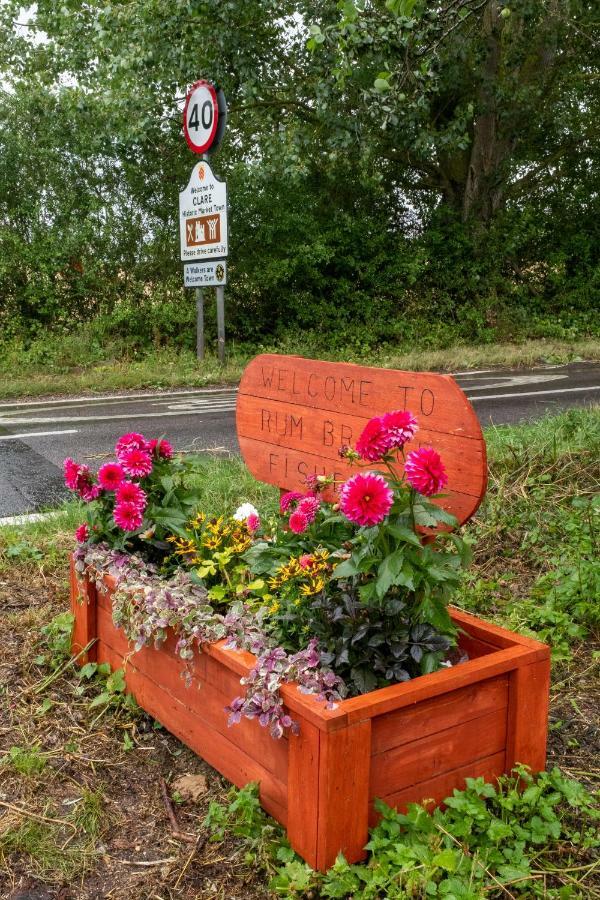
236;354;487;526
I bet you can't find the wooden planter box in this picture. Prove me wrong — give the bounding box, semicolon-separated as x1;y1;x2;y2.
70;558;550;872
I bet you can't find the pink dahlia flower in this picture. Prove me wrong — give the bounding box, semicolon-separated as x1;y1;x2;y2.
299;554;314;570
280;491;303;513
115;432;149;458
70;464;100;502
64;458;80;490
75;523;89;543
355;417;392;462
288;510;309;534
97;462;125;491
116;481;147;510
340;472;394;527
405;446;448;496
381;410;418;448
120;448;153;478
113;501;144;532
148;438;174;459
246;512;260;532
297;495;320;524
80;482;101;502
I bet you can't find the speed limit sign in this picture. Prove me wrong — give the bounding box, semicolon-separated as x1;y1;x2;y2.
183;80;227;155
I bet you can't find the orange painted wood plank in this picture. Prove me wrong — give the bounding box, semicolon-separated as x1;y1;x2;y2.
505;656;551;774
371;676;508;756
96;640;288;824
370;708;507;799
70;559;97;663
238;355;483;439
369;750;506;826
287;719;320;869
457;632;499;659
96;604;288;783
237;354;487;526
450;606;550;651
239;436;483;526
342;644;543;725
317;720;371;871
236;399;486;494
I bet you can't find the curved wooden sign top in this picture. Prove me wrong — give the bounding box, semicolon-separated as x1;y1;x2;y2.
236;354;487;526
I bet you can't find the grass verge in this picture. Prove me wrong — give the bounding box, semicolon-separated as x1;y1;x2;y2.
0;408;598;897
0;336;598;400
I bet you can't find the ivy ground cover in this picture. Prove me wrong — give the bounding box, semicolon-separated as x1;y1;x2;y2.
0;407;598;898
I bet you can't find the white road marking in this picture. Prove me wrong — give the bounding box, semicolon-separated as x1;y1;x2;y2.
462;374;566;391
0;403;238;426
0;429;79;441
0;511;60;527
451;369;497;376
469;385;600;401
0;396;238;418
0;386;238;411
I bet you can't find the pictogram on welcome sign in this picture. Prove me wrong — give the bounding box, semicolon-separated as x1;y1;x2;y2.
236;355;488;526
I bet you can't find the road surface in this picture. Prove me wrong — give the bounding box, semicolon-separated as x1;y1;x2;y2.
0;362;598;518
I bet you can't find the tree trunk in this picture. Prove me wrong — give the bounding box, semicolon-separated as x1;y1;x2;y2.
461;1;512;227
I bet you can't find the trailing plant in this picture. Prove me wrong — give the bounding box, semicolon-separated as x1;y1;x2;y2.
75;543;344;739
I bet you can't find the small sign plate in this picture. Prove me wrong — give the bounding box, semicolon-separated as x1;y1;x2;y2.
179;160;228;261
184;259;227;288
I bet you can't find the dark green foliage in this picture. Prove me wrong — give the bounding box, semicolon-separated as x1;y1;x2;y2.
293;591;452;695
0;2;598;351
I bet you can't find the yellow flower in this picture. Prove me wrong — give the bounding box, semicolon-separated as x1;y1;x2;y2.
169;538;197;556
205;516;225;535
300;576;325;596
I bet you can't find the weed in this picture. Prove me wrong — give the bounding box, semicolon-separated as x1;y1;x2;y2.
202;769;599;898
34;611;75;670
2;745;47;777
75;661;138;717
0;820;89;881
5;540;43;560
72;789;105;838
204;783;288;870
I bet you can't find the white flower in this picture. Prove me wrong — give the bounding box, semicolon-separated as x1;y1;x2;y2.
233;502;259;522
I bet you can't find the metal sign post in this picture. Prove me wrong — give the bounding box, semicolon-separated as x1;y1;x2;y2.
216;285;225;364
180;80;228;363
195;287;205;360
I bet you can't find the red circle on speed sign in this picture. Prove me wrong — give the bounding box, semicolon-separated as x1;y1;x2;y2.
183;80;219;154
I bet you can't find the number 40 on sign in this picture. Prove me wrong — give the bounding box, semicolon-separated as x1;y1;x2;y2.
183;80;227;155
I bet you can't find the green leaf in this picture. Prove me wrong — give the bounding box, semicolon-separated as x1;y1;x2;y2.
432;848;458;871
79;662;98;680
332;558;359;579
89;690;111;708
374;77;391;93
107;669;126;693
387;524;422;547
376;549;404;597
